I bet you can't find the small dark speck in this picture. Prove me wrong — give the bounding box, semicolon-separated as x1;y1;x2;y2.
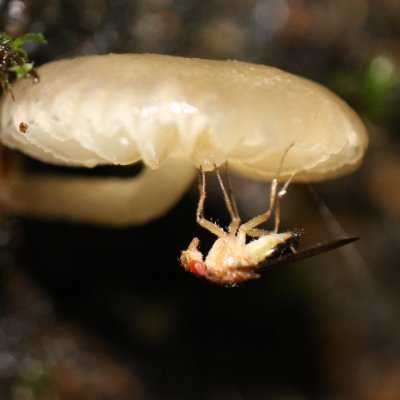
19;122;28;134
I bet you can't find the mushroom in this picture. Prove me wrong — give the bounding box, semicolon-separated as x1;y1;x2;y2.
0;54;368;226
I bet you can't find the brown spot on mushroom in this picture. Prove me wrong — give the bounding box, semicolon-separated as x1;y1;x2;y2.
18;121;28;134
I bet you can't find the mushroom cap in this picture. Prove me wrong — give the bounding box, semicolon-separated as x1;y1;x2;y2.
0;53;367;182
2;152;195;226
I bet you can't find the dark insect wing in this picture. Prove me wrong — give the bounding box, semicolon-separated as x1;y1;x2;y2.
256;237;359;271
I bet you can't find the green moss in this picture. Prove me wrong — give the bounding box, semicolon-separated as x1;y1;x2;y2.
0;32;46;93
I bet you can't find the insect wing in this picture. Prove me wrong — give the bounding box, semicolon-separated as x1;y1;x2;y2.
257;237;359;270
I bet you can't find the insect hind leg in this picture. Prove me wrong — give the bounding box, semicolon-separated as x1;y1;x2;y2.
240;144;295;235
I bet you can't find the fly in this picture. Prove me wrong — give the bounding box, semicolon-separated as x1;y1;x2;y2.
180;147;358;286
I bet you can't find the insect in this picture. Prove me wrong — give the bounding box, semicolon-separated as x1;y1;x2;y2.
0;32;45;95
180;147;358;286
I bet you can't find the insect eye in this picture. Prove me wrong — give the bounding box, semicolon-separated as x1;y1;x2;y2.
188;260;206;277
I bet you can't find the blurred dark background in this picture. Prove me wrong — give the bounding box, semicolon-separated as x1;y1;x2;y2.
1;1;400;399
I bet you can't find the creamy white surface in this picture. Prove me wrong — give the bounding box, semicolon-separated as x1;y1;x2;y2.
0;54;368;182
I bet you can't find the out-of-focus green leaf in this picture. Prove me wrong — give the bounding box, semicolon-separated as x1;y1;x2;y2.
334;55;400;124
10;32;47;52
1;32;46;93
8;62;35;79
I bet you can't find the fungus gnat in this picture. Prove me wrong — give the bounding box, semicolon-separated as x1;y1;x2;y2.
180;148;358;286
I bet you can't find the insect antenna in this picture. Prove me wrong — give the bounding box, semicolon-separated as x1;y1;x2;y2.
256;236;359;271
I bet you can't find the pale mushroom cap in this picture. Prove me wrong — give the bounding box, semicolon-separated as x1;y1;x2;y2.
3;154;195;226
0;53;368;182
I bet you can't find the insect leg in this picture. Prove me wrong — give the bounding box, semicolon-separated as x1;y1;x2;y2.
273;173;295;232
240;144;294;234
223;164;240;220
196;167;226;237
215;166;241;234
239;176;278;233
